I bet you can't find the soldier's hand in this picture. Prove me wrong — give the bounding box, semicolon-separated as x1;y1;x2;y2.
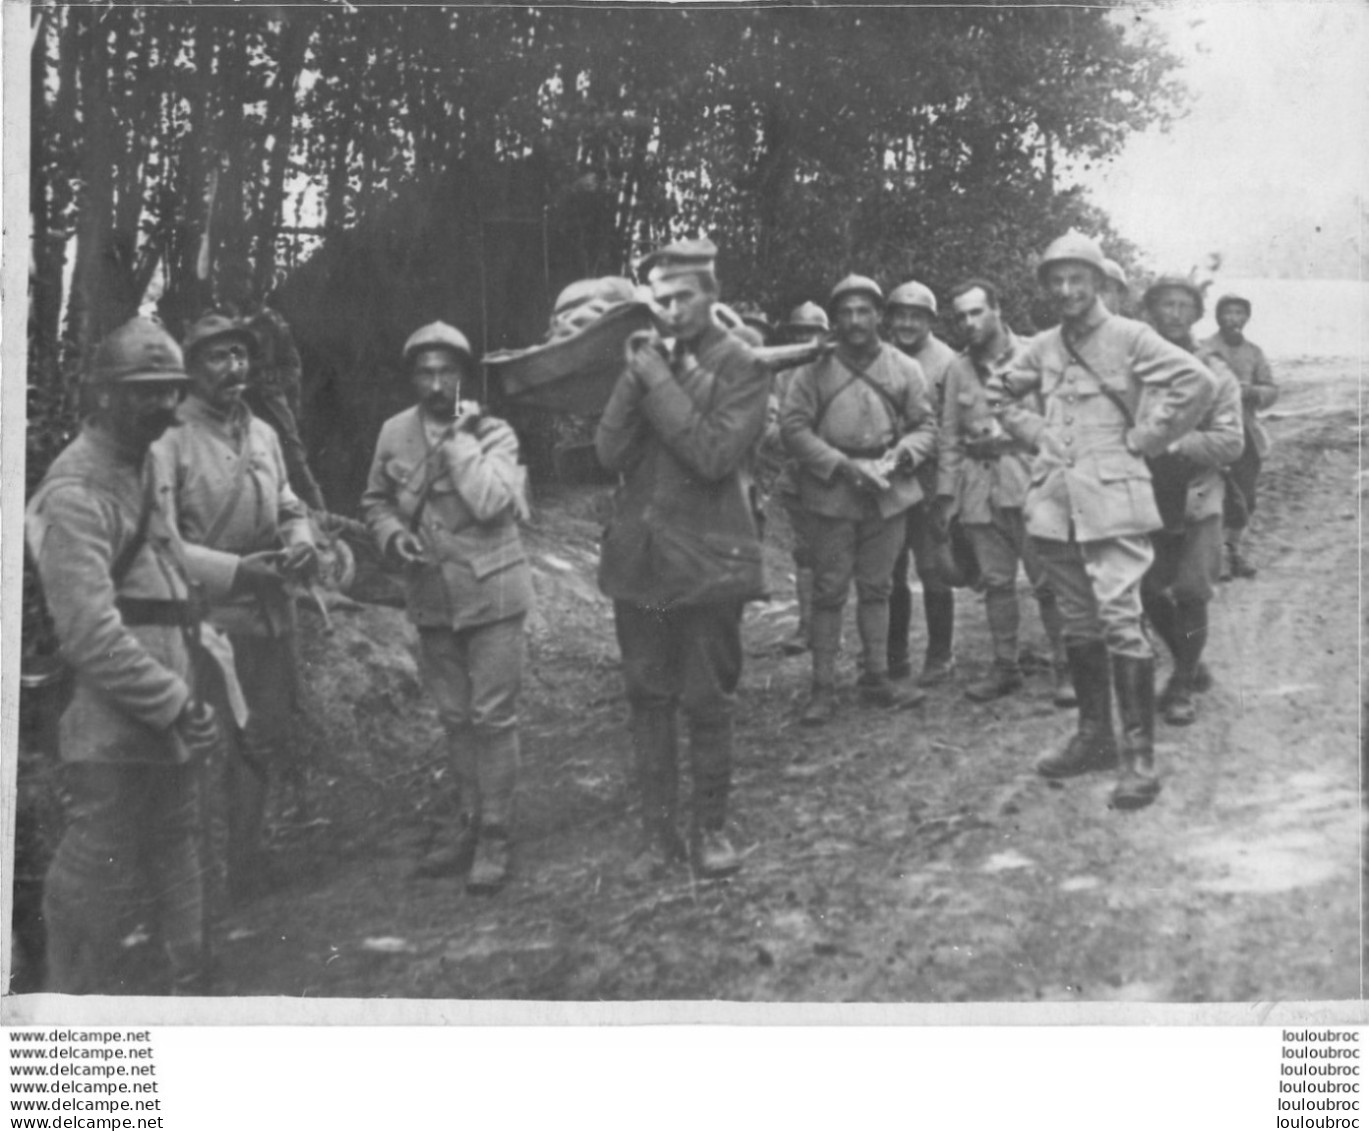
838;458;886;494
389;531;428;566
232;550;286;595
625;331;672;387
175;700;218;749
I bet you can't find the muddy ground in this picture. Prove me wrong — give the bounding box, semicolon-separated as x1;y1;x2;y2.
10;356;1363;1003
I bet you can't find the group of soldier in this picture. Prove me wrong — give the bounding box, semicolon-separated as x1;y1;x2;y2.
24;225;1278;995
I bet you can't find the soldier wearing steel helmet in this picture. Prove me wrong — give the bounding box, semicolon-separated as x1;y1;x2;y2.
1201;293;1278;579
769;301;831;653
993;231;1215;810
1100;258;1132;317
25;317;272;993
781;274;938;725
596;237;770;881
1139;276;1244;726
155;313;319;901
883;280;960;687
362;321;533;895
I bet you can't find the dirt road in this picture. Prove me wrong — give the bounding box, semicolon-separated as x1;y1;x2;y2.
86;357;1366;1003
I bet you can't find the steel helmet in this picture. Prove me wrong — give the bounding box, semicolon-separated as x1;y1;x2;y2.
783;302;830;333
1102;258;1129;290
1036;230;1108;283
886;280;938;315
829;274;884;311
88;318;188;385
1214;293;1252;318
182;313;259;362
403;321;473;364
1142;274;1205;319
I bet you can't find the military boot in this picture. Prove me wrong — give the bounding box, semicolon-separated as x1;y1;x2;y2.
801;608;842;726
967;588;1022;701
688;717;742;879
466;826;511;895
965;661;1023;702
1109;655;1161;811
465;729;519;895
781;567;815;655
917;590;957;686
1038;589;1076;708
1034;640;1118;778
625;707;685;881
858;600;923;708
1161;600;1208;726
413;729;480;879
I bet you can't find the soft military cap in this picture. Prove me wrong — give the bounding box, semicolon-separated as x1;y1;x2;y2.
88;317;188;385
403;321;473;363
183;313;259;360
829;274;884;311
1143;274;1205;319
784;301;830;332
1215;293;1252;318
1037;230;1107;282
886;280;938;315
638;237;718;284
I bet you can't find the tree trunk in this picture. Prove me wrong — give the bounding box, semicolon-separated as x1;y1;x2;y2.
253;16;309;297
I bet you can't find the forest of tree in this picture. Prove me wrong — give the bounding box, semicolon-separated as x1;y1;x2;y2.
25;2;1187;504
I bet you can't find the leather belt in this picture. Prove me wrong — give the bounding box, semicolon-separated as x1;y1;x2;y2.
116;597;201;628
835;442;894;460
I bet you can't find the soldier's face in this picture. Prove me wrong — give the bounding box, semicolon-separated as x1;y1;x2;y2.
1149;289;1200;343
104;381;184;448
410;347;466;417
835;295;881;349
188;338;251;411
1218;306;1250;337
952;288;1000;351
886;306;934;352
1044;263;1100;322
651;274;715;344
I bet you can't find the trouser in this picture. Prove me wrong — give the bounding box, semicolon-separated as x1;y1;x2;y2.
223;633;299;889
781;493;815;570
809;510;908;682
614;600;744;831
1223;438;1261;533
1144;516;1223;605
419;616;525;828
965;507;1065;668
43;762;204;995
1031;534;1155;660
888;501;955;665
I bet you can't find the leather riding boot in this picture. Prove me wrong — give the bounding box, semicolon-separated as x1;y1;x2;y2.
1162;600;1208;727
1141;587;1180;664
630;707;684;868
918;589;957;686
1109;655;1161;810
1034;640;1118;778
413;729;480;879
802;608;843;726
688;718;741;878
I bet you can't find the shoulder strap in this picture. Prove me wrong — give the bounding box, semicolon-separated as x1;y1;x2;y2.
32;472;155;588
199;427;254;547
1062;331;1134;429
408;420;457;533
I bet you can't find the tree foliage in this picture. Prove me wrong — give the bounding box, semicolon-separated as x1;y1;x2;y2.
27;3;1186;502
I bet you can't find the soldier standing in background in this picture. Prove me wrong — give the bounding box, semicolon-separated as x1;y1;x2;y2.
782;275;938;725
937;280;1072;706
1200;293;1278;579
883;281;959;686
1140;277;1244;725
157;314;319;900
363;322;533;895
1101;259;1132;317
770;301;831;653
995;232;1214;810
596;238;770;880
26;319;276;993
244;306;327;512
